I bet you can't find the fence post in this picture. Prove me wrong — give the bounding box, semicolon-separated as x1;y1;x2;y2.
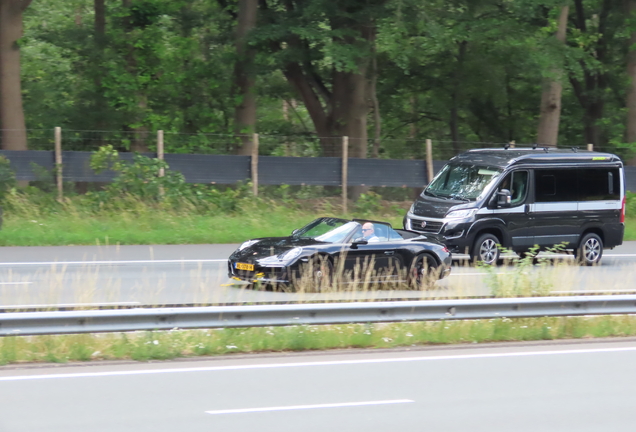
425;139;433;184
509;140;516;149
157;130;164;177
342;136;348;214
252;133;259;196
54;127;63;201
587;143;594;151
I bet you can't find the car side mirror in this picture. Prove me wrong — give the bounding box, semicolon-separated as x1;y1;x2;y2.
496;189;511;208
351;238;368;249
291;229;299;236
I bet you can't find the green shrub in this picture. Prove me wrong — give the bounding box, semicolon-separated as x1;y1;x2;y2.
354;191;382;215
627;191;636;217
0;156;16;201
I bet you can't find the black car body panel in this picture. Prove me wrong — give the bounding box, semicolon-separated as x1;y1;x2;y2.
228;218;452;286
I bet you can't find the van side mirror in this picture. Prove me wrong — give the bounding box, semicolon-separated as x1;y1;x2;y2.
496;189;512;208
291;229;299;235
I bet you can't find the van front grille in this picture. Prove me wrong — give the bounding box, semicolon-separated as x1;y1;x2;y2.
412;219;443;234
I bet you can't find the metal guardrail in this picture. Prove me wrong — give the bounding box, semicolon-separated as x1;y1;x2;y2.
2;295;636;336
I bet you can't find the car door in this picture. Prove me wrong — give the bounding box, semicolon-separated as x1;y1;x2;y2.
530;168;580;248
490;170;534;248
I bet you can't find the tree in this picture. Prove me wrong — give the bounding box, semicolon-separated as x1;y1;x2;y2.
232;0;258;155
258;0;382;159
0;0;33;150
537;5;569;147
627;0;636;161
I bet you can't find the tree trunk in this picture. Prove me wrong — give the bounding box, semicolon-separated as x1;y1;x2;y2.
449;41;467;155
282;62;334;154
569;0;609;149
122;0;149;152
233;0;257;155
537;5;568;147
627;0;636;164
0;0;31;151
93;0;107;144
370;32;381;159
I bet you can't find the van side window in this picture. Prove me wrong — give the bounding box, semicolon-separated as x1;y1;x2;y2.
499;171;528;206
578;168;620;200
510;171;528;206
535;169;577;202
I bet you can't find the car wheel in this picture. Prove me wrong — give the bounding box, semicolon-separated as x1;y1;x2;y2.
408;254;438;289
470;233;500;265
299;256;333;292
574;233;603;266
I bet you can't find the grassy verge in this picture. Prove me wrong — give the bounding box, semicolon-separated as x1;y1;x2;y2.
0;194;406;246
1;195;635;247
2;315;636;365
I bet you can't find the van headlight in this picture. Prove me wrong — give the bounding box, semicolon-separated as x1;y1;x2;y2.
445;208;477;219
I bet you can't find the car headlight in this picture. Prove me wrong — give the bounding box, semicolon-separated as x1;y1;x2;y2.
238;239;260;251
408;202;415;214
278;247;303;262
445;208;477;219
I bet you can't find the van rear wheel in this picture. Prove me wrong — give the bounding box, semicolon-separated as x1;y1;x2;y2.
470;233;500;265
574;233;603;266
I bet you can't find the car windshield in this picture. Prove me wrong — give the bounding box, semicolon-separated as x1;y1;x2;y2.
292;218;359;243
424;163;502;201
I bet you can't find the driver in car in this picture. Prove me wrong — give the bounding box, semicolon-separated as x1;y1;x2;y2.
362;222;380;242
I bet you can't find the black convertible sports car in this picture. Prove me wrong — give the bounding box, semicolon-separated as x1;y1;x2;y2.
228;217;452;289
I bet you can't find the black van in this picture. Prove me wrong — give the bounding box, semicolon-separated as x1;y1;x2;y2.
403;148;626;265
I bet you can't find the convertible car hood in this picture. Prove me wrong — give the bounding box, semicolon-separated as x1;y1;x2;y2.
232;237;324;260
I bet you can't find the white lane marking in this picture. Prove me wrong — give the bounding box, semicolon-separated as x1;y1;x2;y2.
0;282;32;285
205;399;413;415
0;254;634;267
0;259;226;266
1;302;140;309
3;346;636;382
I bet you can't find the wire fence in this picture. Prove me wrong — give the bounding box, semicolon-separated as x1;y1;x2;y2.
0;129;618;159
1;128;635;162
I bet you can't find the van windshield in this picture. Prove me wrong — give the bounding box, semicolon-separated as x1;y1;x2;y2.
424;163;502;201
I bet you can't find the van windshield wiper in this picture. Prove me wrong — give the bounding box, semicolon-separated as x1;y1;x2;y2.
424;189;443;198
450;194;470;202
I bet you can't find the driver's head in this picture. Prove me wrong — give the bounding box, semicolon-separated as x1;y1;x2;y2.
362;222;375;238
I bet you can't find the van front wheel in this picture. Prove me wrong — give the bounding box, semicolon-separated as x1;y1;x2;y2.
574;233;603;266
470;234;500;265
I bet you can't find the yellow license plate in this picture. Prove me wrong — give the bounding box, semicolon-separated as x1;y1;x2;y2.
235;262;254;271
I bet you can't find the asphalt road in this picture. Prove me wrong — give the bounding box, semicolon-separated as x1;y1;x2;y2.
0;242;635;308
1;339;636;432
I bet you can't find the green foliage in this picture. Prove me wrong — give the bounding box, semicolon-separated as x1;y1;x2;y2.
4;316;636;365
481;243;570;297
354;191;383;215
0;156;16;201
15;0;636;159
626;191;636;216
90;145;190;202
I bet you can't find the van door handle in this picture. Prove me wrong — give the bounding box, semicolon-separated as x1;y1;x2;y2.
384;251;395;256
